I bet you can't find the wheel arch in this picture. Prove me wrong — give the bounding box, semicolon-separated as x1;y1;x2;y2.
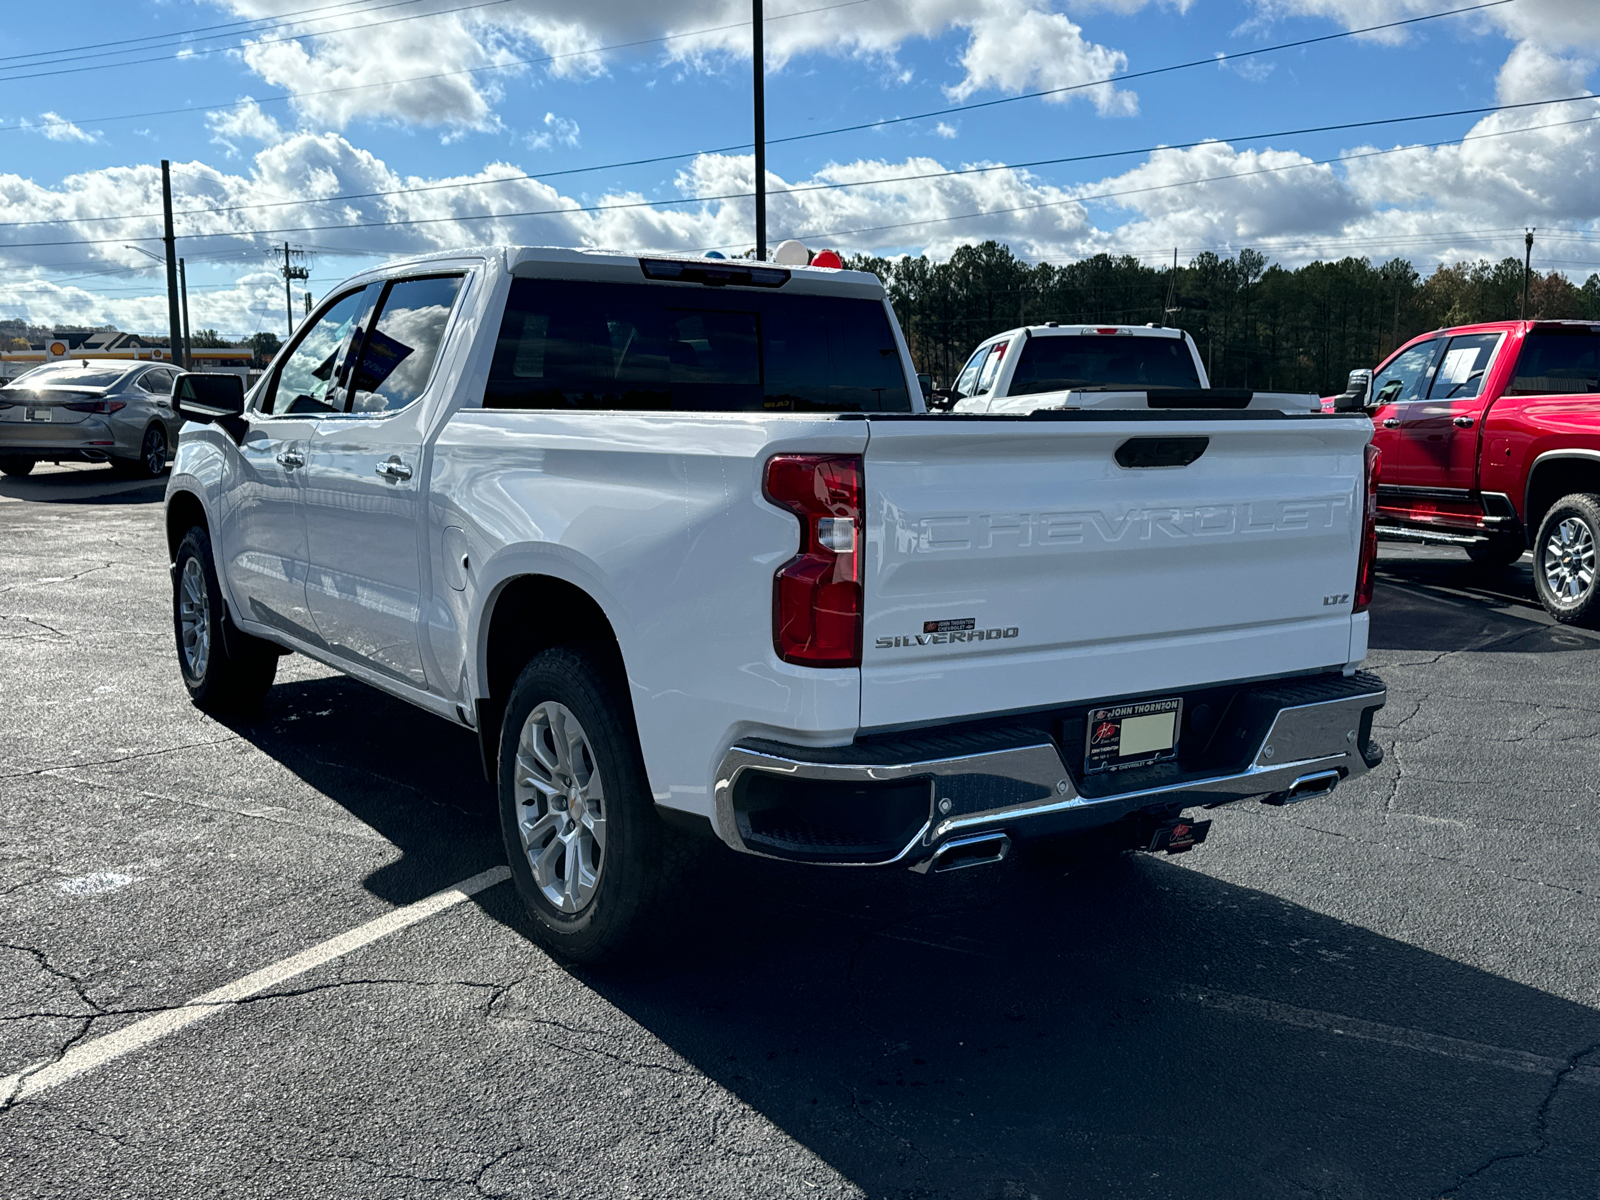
1524;450;1600;541
165;488;209;560
475;572;629;783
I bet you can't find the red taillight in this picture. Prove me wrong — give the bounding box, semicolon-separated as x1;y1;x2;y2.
1354;442;1381;612
764;454;863;667
63;399;126;414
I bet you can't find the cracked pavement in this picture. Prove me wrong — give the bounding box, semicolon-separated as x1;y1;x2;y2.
1;465;1598;1199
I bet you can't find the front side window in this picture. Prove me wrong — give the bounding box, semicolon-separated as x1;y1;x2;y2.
262;289;367;416
951;346;988;401
1506;331;1600;396
346;275;465;413
1008;335;1202;396
1426;333;1502;400
484;280;909;413
976;342;1009;394
1370;338;1441;408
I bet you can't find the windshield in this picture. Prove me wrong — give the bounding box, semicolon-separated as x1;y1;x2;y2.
1007;334;1201;396
9;363;135;390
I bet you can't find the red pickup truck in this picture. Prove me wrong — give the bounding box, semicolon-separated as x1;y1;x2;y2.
1331;319;1600;624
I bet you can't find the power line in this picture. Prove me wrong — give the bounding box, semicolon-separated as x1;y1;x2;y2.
4;95;1594;253
0;0;1509;140
6;86;1594;240
0;0;516;84
0;0;465;72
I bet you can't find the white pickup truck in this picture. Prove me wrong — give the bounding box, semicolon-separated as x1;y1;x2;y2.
949;322;1321;415
164;247;1386;961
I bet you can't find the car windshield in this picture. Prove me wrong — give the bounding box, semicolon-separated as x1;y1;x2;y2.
9;364;135;390
1007;334;1202;396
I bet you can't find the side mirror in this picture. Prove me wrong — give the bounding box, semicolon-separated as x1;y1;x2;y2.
917;373;933;400
173;372;247;443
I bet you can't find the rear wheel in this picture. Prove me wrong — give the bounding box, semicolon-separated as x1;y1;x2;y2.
173;525;278;713
1465;534;1524;570
1533;494;1600;626
498;646;688;963
0;456;34;477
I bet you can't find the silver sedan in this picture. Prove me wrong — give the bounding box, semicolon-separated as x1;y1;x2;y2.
0;361;185;478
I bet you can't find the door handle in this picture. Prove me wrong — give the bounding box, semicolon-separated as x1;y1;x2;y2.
375;458;413;481
276;449;304;469
1382;418;1400;429
1453;416;1475;428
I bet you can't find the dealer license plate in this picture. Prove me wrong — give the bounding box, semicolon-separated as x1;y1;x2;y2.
1085;697;1182;774
25;407;51;422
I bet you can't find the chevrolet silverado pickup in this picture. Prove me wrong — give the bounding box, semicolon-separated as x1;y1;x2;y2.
948;323;1320;415
164;247;1387;961
1344;319;1600;623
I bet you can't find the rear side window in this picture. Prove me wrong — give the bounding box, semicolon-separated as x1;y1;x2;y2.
1507;331;1600;396
1426;332;1502;400
484;279;909;413
1008;335;1200;396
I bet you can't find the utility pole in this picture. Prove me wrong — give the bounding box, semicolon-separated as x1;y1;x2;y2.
752;0;766;260
177;257;192;370
1521;228;1535;320
281;242;308;339
160;161;183;370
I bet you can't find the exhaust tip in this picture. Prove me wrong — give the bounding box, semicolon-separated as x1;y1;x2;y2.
921;832;1011;874
1262;769;1341;807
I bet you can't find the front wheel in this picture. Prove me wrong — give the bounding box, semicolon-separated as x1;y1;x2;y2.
1533;494;1600;626
498;646;687;963
173;526;278;713
0;456;34;477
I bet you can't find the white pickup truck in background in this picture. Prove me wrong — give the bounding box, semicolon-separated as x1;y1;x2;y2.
164;247;1386;962
950;323;1321;415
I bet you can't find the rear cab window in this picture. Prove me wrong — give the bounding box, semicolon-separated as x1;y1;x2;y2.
1007;333;1201;396
484;278;910;413
1506;329;1600;395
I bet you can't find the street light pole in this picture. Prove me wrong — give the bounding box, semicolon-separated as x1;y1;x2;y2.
1521;228;1535;320
752;0;766;261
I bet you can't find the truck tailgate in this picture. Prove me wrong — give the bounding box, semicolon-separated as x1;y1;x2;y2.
859;414;1371;730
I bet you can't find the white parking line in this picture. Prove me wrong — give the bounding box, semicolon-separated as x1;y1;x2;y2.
2;865;511;1105
1190;989;1600;1087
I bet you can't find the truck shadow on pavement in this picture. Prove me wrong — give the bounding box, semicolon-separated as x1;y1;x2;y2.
223;579;1600;1199
1370;557;1597;654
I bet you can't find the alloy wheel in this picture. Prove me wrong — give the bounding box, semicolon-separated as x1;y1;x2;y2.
144;427;167;476
178;556;210;681
513;701;607;914
1541;517;1596;606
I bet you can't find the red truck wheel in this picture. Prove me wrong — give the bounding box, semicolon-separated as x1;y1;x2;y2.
1533;494;1600;626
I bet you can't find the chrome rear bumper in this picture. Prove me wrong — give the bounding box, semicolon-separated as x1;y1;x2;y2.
712;672;1386;868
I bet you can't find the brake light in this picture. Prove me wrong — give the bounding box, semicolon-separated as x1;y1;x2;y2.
63;399;126;414
1354;442;1381;612
764;454;863;667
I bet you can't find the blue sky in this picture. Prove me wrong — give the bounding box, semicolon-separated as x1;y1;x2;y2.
2;0;1598;336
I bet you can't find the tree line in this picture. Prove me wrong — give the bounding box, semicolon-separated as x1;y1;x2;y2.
846;242;1600;395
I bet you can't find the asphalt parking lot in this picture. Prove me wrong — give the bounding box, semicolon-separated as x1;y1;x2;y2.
1;463;1597;1200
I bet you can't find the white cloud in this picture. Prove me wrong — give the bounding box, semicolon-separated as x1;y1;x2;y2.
526;112;581;151
199;0;1144;131
206;99;286;157
934;122;959;138
24;113;99;144
1250;0;1600;53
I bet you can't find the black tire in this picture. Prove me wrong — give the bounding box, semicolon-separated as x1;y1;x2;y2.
0;456;34;477
134;424;169;478
497;646;689;963
1465;534;1525;570
1532;494;1600;627
172;525;279;713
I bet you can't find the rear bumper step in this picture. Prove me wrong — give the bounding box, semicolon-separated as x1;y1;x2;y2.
713;672;1386;868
